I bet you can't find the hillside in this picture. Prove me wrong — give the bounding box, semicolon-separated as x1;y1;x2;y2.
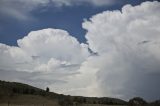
0;80;159;106
0;80;60;106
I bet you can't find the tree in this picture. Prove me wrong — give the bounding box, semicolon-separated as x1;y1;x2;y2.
12;87;20;93
93;100;96;104
30;89;35;94
129;97;147;105
46;87;49;92
83;98;86;103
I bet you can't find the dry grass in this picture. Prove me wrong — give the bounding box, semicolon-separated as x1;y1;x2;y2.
0;95;59;106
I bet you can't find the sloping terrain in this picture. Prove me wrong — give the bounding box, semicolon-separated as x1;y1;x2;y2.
0;80;159;106
0;80;59;106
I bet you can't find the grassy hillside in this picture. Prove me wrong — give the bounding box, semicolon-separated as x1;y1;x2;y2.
0;80;159;106
0;80;59;106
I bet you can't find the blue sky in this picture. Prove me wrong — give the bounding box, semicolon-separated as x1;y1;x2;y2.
0;0;153;45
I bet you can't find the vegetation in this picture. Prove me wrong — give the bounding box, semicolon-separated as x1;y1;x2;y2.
0;80;159;106
128;97;147;105
46;87;50;92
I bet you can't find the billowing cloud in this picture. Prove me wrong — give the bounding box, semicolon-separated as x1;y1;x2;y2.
17;28;89;64
0;43;33;72
0;1;160;101
83;1;160;100
0;28;89;72
0;28;91;96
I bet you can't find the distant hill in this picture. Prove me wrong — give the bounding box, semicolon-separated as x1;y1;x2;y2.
0;80;159;106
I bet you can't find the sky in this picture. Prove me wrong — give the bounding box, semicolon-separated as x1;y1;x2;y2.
0;0;160;101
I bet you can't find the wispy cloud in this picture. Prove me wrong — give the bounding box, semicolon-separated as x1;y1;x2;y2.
0;0;117;21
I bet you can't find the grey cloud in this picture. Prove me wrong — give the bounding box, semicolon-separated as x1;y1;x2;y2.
138;40;150;45
0;69;67;90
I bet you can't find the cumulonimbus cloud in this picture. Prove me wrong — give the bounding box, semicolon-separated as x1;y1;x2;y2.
82;1;160;100
0;1;160;101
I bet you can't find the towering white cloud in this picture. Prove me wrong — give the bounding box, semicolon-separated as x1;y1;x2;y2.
83;1;160;100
